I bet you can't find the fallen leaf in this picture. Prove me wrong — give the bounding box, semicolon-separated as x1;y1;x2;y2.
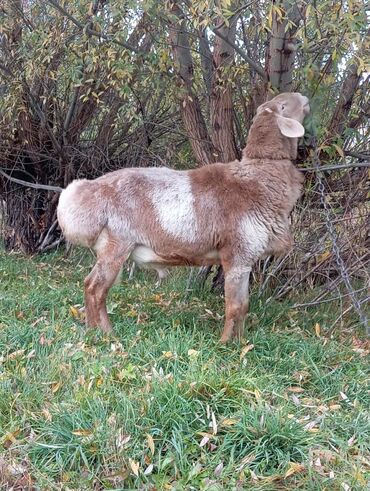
214;462;224;477
240;344;254;360
287;386;305;393
42;408;52;421
347;435;356;446
162;351;174;359
7;349;25;360
211;410;217;435
314;323;321;337
221;418;239;426
146;433;155;455
144;463;153;475
200;435;209;447
188;349;199;358
284;462;305;478
72;429;92;436
116;430;131;449
129;458;139;477
329;404;341;411
51;381;62;393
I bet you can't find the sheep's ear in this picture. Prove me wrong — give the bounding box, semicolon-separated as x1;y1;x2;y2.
276;115;305;138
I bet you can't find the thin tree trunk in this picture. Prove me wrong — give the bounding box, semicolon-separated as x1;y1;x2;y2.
266;0;305;92
168;2;216;165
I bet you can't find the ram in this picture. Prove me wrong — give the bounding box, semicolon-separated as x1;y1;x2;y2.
57;92;309;342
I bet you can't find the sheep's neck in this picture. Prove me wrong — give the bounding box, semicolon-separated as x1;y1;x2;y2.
242;118;298;161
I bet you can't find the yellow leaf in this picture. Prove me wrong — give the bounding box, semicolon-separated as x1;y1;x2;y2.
332;143;345;158
287;386;304;393
188;349;199;358
221;418;239;426
146;433;155;455
42;408;52;421
7;349;25;360
129;458;139;476
72;429;92;436
240;344;254;360
315;323;321;337
316;251;331;263
162;351;174;359
51;381;62;393
329;404;341;411
284;462;305;478
96;377;104;387
70;305;79;318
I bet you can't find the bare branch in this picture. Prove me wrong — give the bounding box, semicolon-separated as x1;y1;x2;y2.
0;169;63;192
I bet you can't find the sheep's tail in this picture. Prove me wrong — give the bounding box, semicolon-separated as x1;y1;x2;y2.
57;179;107;247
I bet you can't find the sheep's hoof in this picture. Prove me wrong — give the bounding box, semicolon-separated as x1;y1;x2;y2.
219;335;231;344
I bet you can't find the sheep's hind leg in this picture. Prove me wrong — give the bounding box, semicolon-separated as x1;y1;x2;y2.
84;239;132;332
220;264;251;343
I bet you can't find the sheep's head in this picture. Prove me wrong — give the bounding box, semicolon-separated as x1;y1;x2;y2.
257;92;310;137
243;92;310;160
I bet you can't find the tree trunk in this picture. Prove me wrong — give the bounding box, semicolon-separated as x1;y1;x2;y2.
266;0;304;92
210;3;239;161
168;2;216;165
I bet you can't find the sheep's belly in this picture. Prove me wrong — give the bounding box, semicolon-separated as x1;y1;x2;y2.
130;245;164;267
130;245;220;268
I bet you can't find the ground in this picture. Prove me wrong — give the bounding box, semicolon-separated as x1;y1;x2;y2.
0;248;369;490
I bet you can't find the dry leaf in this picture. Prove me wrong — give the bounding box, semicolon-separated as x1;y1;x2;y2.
240;344;254;360
72;429;92;436
7;349;25;360
287;386;304;393
284;462;305;478
329;404;341;411
214;462;224;477
188;349;199;358
144;463;153;475
200;435;209;447
51;381;62;393
146;433;155;455
42;408;52;421
211;411;217;435
129;458;139;476
221;418;239;426
162;351;174;359
314;323;321;337
347;435;356;446
116;429;131;450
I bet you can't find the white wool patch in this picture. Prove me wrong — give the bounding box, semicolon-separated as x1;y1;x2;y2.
130;245;163;265
151;172;197;242
239;214;269;257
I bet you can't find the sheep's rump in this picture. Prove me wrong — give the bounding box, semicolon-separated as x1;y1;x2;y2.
57;179;108;247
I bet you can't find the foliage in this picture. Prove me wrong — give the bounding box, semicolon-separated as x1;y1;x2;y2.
0;249;369;489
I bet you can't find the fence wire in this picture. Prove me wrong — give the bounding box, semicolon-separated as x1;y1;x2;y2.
313;147;369;334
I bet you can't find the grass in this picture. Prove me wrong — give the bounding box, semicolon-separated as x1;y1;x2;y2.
0;248;369;490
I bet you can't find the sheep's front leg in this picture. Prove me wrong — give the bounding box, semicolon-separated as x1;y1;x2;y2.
220;265;251;343
84;241;131;332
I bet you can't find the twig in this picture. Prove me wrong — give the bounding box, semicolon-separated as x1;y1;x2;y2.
0;169;63;192
300;161;370;172
292;287;368;309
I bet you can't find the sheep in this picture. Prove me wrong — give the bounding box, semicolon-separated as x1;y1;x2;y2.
57;92;310;343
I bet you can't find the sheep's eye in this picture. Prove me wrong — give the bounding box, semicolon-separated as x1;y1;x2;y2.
281;104;285;110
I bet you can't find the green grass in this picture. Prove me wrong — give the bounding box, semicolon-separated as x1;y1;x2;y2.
0;248;369;490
